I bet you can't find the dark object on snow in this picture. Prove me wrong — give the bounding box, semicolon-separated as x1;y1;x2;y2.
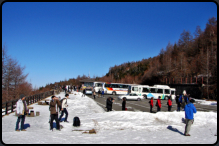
73;116;80;127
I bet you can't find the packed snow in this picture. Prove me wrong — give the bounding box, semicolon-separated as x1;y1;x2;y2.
2;92;217;144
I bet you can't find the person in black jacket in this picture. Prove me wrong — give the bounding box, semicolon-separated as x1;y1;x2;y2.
122;97;126;111
106;97;114;112
175;95;181;112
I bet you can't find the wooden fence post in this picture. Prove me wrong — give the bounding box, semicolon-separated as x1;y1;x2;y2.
5;102;8;115
11;101;13;113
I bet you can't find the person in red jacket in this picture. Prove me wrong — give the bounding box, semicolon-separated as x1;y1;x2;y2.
167;96;172;111
156;96;162;112
149;97;154;113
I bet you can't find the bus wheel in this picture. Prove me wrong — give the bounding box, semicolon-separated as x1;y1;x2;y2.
112;92;116;95
137;98;141;101
165;96;168;100
143;95;147;99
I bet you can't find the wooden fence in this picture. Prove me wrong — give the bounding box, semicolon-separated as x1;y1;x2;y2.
2;90;57;116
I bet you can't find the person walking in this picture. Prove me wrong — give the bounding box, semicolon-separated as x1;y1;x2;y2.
101;89;104;97
184;99;197;136
106;97;114;112
58;94;69;122
167;96;172;111
122;97;126;111
149;97;154;113
49;96;61;131
93;90;96;99
15;94;28;131
156;96;162;112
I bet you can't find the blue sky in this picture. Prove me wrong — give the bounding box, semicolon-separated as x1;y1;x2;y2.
2;2;217;89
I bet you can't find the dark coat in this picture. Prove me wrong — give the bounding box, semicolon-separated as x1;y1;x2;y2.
107;99;113;109
122;100;126;110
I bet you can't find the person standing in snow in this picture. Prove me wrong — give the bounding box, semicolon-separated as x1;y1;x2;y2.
167;96;172;111
175;95;181;111
179;90;188;110
156;96;162;112
184;99;197;136
106;97;114;112
49;96;61;131
93;89;96;99
15;94;28;131
122;97;126;111
149;97;154;113
58;94;69;122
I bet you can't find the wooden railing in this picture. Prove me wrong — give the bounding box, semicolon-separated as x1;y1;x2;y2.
2;90;58;116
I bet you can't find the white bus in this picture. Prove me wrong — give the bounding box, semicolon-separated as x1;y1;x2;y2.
128;85;176;100
147;85;175;100
102;82;137;95
128;85;150;98
93;82;104;92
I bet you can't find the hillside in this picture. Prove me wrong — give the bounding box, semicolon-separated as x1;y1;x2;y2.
98;17;217;99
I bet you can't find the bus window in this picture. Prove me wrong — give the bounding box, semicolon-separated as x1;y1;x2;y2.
132;87;138;91
150;88;156;93
157;89;163;94
112;84;118;88
142;87;150;92
165;89;170;94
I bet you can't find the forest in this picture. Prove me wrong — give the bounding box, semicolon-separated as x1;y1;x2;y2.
99;17;217;100
2;17;217;103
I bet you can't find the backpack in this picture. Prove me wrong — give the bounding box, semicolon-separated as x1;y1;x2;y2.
73;116;80;127
59;98;67;110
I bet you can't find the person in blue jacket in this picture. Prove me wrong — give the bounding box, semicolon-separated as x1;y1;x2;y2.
179;90;189;110
184;98;197;136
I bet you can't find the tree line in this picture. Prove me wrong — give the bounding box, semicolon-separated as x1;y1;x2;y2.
98;17;217;100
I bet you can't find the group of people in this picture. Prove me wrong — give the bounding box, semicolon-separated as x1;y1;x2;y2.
148;96;172;113
62;85;81;93
15;89;197;136
49;94;69;131
15;93;70;131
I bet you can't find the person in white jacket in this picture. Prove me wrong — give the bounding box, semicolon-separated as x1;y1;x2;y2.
58;94;69;122
15;94;28;131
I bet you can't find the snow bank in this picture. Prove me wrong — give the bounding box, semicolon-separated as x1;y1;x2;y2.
2;91;217;144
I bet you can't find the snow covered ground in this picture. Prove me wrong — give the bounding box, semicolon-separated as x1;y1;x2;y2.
2;92;217;144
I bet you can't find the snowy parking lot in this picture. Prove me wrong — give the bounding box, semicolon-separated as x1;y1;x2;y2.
2;91;217;144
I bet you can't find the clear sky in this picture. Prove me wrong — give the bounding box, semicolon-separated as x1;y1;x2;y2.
2;2;217;89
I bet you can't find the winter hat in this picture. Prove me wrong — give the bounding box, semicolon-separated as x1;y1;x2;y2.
190;99;195;103
20;94;25;99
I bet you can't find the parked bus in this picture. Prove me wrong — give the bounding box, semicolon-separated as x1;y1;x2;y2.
147;85;175;100
128;84;176;100
128;85;150;98
102;82;137;95
93;82;104;92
